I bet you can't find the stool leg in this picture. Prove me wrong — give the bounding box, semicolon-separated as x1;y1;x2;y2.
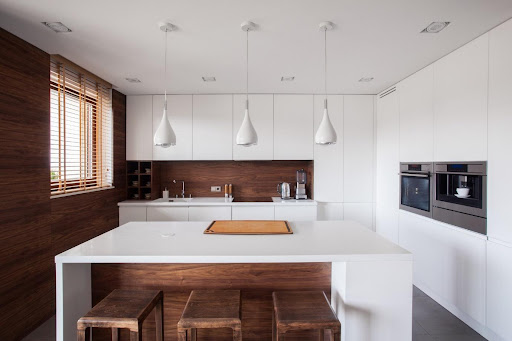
277;332;286;341
331;328;341;341
77;327;89;341
177;328;187;341
155;299;164;341
190;328;197;341
233;326;242;341
272;311;276;341
130;330;142;341
112;328;119;341
319;329;325;341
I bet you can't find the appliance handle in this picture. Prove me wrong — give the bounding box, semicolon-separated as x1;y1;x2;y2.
399;173;430;178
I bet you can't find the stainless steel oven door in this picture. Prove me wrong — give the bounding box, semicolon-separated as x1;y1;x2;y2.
400;172;433;218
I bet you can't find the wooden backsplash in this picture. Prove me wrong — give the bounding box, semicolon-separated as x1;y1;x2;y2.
158;161;313;200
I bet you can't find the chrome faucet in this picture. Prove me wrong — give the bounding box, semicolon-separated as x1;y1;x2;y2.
173;179;185;198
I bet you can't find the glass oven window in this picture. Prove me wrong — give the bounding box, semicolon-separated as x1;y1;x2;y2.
401;176;430;212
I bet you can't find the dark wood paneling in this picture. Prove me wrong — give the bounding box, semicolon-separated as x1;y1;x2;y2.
0;27;53;341
0;27;127;341
158;161;314;200
92;263;331;341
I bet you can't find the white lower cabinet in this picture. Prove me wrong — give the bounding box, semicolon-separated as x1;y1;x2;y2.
146;207;189;221
188;206;232;221
344;203;373;230
231;206;274;220
119;207;147;225
317;203;343;221
398;211;486;326
274;206;317;221
486;240;512;341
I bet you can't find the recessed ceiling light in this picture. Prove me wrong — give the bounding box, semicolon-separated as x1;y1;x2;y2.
42;22;72;33
202;76;216;82
281;76;295;82
421;22;450;33
125;78;141;83
359;77;374;82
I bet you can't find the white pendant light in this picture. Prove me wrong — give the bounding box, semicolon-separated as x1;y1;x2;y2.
315;21;337;145
236;21;258;147
154;22;176;148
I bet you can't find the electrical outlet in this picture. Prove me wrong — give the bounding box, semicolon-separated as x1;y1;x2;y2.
211;186;221;192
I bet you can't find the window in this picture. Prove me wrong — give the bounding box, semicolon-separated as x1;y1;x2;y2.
50;56;113;196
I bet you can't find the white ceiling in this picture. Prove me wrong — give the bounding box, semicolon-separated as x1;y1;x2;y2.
1;0;511;95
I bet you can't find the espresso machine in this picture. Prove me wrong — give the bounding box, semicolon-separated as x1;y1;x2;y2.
295;169;308;200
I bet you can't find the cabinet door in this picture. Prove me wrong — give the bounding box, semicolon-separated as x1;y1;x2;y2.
398;65;434;162
344;95;374;203
274;206;317;221
152;95;192;160
126;96;153;160
314;95;343;202
376;89;400;243
231;206;274;220
274;95;314;160
317;203;343;221
119;206;147;225
487;240;512;340
399;211;486;325
488;19;512;244
344;203;373;230
433;34;489;161
193;95;233;160
188;206;231;221
233;95;273;160
146;207;189;221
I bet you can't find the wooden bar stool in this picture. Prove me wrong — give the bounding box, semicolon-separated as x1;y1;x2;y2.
77;289;163;341
177;289;241;341
272;291;341;341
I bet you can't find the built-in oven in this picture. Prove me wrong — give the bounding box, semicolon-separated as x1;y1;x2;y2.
433;161;487;234
399;162;433;218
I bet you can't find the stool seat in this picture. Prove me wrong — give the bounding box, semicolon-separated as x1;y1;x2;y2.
272;291;341;341
178;289;241;341
77;289;163;341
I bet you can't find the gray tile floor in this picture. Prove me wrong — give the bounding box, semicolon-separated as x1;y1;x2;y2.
23;287;487;341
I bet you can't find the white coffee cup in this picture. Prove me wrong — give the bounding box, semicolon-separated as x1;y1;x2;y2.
456;188;470;196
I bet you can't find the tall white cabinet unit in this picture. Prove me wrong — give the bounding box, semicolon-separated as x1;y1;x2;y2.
192;95;233;160
273;95;314;160
126;96;153;160
233;95;274;160
433;34;489;162
343;95;374;229
398;65;434;162
152;95;193;160
376;88;400;243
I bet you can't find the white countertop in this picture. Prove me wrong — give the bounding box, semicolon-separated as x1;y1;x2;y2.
118;197;317;207
55;221;411;264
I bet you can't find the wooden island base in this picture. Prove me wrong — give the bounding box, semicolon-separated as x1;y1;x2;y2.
91;263;331;341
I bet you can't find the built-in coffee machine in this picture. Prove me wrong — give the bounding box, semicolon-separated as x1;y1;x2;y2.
295;169;308;200
433;161;487;234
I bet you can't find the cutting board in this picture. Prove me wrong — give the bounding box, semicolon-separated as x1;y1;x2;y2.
204;220;292;234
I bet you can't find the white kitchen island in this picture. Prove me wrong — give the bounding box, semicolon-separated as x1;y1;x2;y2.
55;221;412;341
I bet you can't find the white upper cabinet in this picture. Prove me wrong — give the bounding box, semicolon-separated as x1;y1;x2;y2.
274;95;314;160
433;34;489;162
398;65;434;162
233;95;273;160
126;95;153;160
152;95;193;160
192;95;233;160
344;95;374;203
488;19;512;244
314;95;343;202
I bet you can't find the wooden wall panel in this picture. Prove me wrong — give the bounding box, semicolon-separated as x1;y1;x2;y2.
0;27;127;340
159;160;314;200
92;263;331;341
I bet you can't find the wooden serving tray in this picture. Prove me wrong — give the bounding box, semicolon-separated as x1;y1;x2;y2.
204;220;292;235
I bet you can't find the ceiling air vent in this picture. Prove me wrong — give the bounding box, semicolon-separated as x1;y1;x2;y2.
421;22;450;33
42;22;72;33
379;87;396;98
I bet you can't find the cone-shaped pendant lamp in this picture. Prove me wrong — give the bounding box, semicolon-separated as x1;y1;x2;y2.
315;21;337;145
154;22;176;148
236;21;258;147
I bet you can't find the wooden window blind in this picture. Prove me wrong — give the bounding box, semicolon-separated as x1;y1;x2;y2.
50;56;113;196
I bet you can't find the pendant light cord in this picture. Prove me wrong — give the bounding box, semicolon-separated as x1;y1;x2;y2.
246;28;249;104
164;29;168;104
324;27;327;98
